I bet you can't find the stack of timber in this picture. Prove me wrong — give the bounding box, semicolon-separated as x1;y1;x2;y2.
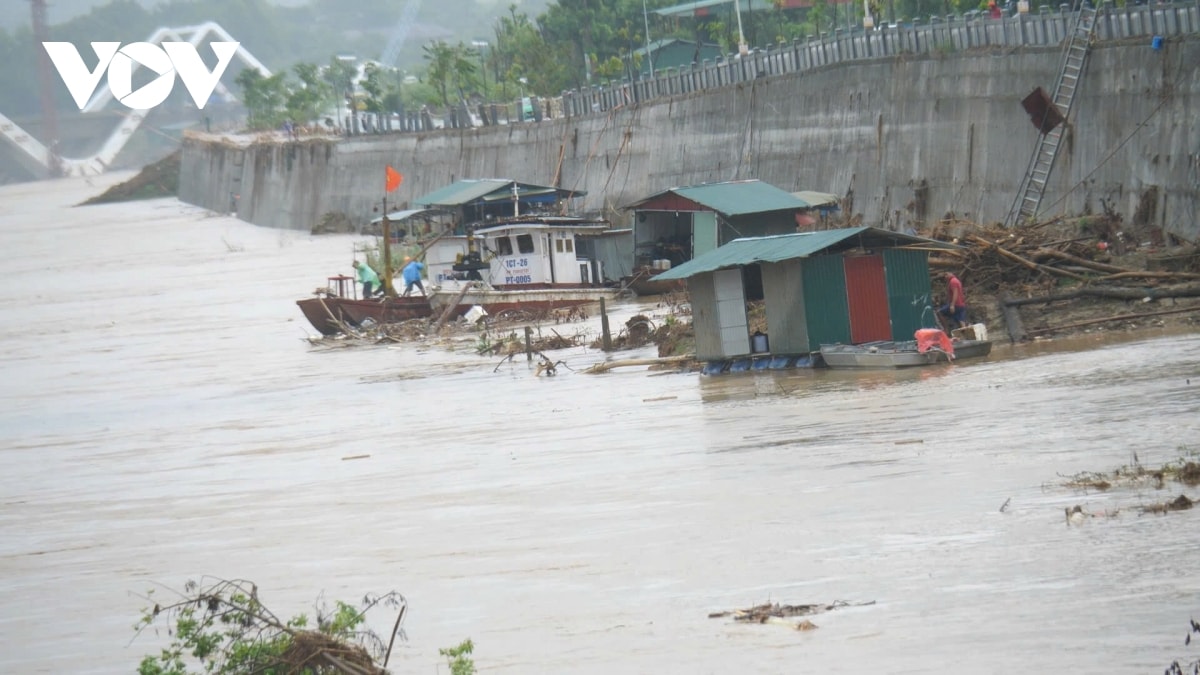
924;218;1200;342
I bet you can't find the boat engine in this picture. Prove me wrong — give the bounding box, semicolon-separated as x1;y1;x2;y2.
451;251;488;281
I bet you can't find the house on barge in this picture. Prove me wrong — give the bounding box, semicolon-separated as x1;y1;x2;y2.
622;179;823;295
651;227;958;371
410;178;633;290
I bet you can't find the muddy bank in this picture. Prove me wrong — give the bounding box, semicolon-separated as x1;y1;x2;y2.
80;150;181;205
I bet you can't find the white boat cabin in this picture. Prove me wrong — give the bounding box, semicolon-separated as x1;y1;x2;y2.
426;218;613;288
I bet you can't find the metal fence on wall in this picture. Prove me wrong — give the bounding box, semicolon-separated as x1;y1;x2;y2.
560;1;1200;118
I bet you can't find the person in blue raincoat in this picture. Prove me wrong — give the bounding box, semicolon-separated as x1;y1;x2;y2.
401;257;426;297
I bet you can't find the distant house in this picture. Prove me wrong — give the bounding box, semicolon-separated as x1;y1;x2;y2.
632;39;724;76
652;227;958;361
623;179;816;271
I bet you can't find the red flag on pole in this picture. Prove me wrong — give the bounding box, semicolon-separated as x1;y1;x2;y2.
385;165;403;192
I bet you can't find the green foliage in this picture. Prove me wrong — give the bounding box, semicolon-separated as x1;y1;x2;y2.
133;578;407;675
234;68;290;129
287;62;333;124
439;638;477;675
422;40;482;106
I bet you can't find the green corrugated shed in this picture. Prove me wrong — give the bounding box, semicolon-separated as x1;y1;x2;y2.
625;180;811;218
883;248;936;340
632;39;724;75
654;227;956;280
801;255;851;351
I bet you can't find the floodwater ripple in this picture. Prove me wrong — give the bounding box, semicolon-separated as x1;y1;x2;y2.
0;177;1198;674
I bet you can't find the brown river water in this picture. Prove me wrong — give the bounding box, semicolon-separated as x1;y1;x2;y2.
1;175;1198;673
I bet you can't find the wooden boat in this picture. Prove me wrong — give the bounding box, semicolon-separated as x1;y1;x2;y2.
424;216;621;317
296;274;434;336
336;296;434;325
819;337;993;369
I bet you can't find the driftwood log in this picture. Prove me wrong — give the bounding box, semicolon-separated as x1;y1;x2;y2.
1024;305;1200;337
432;282;475;332
585;354;695;374
1003;283;1200;306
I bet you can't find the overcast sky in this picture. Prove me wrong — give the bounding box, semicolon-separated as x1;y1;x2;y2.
4;0;307;31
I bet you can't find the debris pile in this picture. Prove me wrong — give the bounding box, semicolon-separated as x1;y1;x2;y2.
1057;450;1199;522
708;600;875;631
80;150;181;204
925;217;1200;340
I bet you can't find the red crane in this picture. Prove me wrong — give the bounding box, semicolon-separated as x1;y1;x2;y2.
30;0;63;176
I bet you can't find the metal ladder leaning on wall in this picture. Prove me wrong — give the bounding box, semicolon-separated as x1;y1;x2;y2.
1005;5;1099;228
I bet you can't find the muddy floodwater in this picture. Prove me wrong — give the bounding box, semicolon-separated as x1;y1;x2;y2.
1;175;1199;674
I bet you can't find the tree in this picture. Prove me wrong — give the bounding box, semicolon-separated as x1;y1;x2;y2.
286;62;332;124
235;68;290;130
422;41;456;106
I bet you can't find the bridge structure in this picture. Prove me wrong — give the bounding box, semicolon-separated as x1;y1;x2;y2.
0;21;269;179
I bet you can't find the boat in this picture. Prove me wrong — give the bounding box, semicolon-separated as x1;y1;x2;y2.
296;274;435;336
818;327;993;369
423;215;624;318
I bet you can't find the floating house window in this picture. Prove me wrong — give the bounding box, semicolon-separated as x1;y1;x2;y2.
517;234;535;254
496;236;513;256
564;238;574;253
556;239;564;253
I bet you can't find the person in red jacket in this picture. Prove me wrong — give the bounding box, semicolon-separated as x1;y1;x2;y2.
938;272;969;331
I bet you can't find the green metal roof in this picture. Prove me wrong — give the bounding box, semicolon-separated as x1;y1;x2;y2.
413;179;585;207
653;227;958;280
654;0;752;17
625;180;811;217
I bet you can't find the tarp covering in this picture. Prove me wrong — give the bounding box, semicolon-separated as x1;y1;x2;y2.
369;208;445;225
414;179;585;208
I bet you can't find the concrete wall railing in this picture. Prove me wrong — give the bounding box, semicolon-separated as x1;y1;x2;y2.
561;1;1199;117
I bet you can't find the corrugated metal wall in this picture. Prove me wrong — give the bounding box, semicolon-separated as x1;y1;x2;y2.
883;248;935;340
843;255;892;343
687;273;724;360
714;268;750;356
801;254;850;351
761;260;809;355
722;213;799;245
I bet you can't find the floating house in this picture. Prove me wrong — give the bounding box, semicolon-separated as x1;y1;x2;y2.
624;179;815;271
652;227;958;363
411;178;633;286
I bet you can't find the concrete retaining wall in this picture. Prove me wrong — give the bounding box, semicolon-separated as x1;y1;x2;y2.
179;36;1200;241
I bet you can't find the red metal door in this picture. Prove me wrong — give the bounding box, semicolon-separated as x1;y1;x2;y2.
843;255;892;344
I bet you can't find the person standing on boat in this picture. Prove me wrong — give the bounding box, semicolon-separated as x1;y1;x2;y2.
353;260;383;299
938;272;968;331
401;257;426;297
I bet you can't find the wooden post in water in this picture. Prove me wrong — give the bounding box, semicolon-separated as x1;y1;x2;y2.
524;326;533;361
600;297;612;351
380;196;396;296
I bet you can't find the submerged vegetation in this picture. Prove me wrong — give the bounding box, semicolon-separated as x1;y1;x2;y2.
1057;447;1199;520
133;578;406;675
1061;448;1200;492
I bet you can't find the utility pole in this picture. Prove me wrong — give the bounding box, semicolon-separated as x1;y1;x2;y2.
30;0;62;177
733;0;748;55
642;0;655;76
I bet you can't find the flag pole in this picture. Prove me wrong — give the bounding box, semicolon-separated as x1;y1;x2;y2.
381;179;394;297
